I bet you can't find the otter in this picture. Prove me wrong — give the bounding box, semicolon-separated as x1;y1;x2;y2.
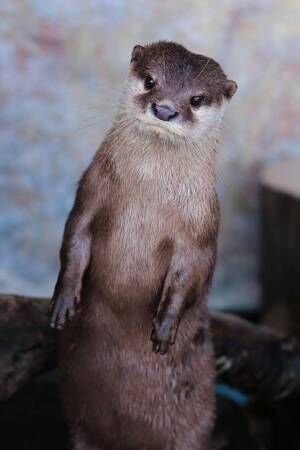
50;41;237;450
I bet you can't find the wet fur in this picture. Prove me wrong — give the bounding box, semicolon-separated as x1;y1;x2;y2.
50;41;237;450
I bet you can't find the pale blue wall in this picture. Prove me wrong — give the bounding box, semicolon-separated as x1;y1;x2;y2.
0;0;299;310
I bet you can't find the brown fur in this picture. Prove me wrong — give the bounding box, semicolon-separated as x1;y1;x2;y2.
50;41;237;450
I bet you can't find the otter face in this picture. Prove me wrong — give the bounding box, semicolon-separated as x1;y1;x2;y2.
123;41;237;141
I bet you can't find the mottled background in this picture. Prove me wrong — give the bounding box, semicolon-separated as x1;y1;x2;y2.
0;0;299;310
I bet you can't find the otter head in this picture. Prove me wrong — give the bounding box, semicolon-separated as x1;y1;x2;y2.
122;41;237;142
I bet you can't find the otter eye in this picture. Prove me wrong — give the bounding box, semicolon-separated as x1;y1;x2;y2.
190;95;205;108
144;76;155;90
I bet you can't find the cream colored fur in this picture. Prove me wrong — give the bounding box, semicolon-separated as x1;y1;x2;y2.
106;72;227;226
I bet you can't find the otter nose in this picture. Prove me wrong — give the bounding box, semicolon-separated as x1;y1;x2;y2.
151;103;178;122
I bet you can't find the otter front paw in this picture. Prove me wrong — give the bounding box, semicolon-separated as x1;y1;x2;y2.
151;316;178;355
49;293;79;330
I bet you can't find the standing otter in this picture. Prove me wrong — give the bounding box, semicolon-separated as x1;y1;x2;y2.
50;41;237;450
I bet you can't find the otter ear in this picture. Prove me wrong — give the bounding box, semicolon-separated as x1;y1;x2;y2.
223;80;238;100
131;45;145;63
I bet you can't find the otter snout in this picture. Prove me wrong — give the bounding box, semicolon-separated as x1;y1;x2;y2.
151;103;178;122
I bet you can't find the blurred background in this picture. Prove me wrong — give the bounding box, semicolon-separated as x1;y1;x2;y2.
0;0;299;313
1;3;300;449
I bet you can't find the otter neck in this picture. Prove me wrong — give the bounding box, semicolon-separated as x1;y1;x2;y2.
107;115;220;187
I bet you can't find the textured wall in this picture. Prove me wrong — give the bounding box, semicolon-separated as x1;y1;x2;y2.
0;0;299;309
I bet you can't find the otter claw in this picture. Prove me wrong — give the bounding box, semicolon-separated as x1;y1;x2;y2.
151;317;178;355
152;339;169;355
49;295;77;330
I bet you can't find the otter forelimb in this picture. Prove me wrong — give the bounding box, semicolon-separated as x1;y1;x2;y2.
151;247;206;355
49;170;99;329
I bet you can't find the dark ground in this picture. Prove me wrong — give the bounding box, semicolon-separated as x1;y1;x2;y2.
0;371;68;450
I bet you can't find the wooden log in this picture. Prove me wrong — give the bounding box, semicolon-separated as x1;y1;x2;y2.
211;312;300;400
0;293;299;402
0;294;56;401
260;159;300;335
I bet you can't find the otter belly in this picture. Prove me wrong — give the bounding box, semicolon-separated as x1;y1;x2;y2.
60;199;215;449
60;307;214;450
88;201;173;304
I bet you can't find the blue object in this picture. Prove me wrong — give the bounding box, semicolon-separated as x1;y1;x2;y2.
215;383;249;406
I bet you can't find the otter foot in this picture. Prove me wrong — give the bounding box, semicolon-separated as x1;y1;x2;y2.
151;315;178;355
49;293;79;330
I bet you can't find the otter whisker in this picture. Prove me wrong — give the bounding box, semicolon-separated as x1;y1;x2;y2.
195;57;211;79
